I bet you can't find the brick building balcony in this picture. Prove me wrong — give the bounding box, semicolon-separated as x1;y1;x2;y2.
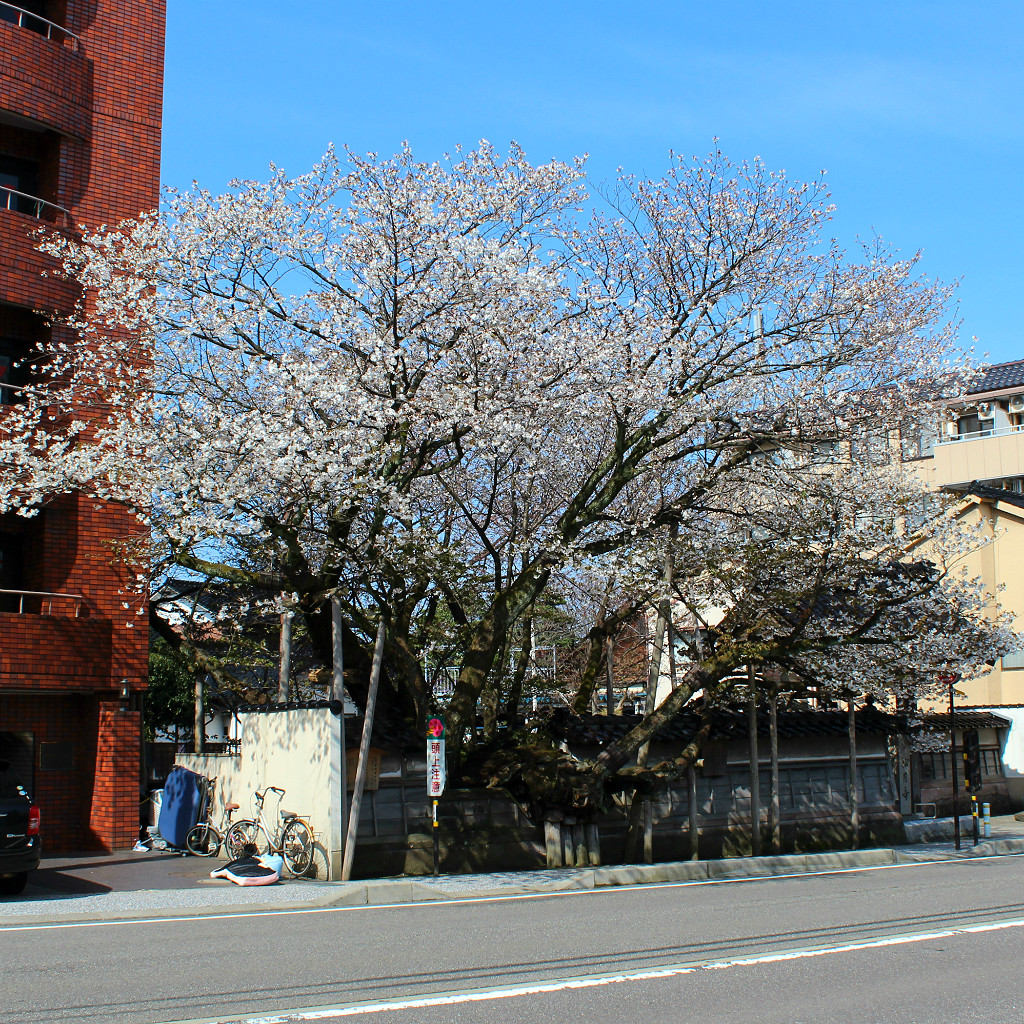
0;599;113;690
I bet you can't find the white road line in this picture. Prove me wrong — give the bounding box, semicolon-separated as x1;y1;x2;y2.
0;853;1018;934
162;915;1024;1023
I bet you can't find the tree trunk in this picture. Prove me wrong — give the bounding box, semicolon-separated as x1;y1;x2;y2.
504;616;533;724
605;636;615;715
623;599;667;862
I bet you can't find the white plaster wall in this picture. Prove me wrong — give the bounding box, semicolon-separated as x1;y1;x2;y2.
178;707;344;878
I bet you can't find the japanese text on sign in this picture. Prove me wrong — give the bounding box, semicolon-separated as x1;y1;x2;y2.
427;737;446;797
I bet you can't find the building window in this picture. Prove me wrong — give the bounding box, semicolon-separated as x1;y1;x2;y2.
0;305;46;405
0;731;34;795
918;749;1003;780
39;741;74;771
981;748;1003;776
0;154;42;215
955;413;983;438
0;339;30;405
900;414;937;461
0;1;50;36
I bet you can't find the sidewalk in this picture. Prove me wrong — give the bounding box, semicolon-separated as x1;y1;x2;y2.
4;815;1024;926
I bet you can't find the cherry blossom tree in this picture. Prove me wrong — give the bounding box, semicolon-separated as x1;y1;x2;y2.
2;142;1015;810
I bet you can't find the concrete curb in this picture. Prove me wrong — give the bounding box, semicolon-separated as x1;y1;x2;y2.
5;840;1023;927
894;837;1024;862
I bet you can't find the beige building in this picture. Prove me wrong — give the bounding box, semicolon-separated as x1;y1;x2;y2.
923;358;1024;801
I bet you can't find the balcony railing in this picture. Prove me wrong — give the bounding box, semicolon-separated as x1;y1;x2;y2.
0;185;70;227
0;1;81;51
0;588;87;616
935;423;1024;446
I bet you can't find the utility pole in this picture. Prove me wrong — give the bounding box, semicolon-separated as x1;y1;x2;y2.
747;664;761;857
948;676;961;851
848;694;859;850
768;686;780;854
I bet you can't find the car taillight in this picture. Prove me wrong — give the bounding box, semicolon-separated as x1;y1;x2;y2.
27;805;40;836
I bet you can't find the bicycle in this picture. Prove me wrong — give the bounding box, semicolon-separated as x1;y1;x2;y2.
184;779;241;857
224;786;315;876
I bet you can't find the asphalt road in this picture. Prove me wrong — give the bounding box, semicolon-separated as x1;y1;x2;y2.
3;856;1024;1024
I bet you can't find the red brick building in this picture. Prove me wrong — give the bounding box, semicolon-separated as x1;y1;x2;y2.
1;0;165;851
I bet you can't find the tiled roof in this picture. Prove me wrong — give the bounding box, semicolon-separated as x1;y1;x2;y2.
912;711;1010;730
963;485;1024;510
547;706;901;745
967;359;1024;396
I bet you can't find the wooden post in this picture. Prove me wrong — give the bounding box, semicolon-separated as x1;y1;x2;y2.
572;822;587;867
341;619;386;881
688;764;699;860
769;688;780;854
748;665;761;857
562;823;575;867
544;819;563;867
585;823;601;866
331;596;348;870
194;673;204;754
848;696;859;850
278;605;292;703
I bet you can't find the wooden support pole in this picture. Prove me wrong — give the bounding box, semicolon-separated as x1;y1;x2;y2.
278;606;292;703
194;673;204;754
544;819;562;867
688;763;699;861
341;618;386;882
332;596;348;870
573;823;587;867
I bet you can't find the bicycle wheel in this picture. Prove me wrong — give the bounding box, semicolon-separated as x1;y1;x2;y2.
225;819;268;859
281;819;314;876
185;823;222;857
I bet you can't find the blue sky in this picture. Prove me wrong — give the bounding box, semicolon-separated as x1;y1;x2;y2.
163;1;1023;364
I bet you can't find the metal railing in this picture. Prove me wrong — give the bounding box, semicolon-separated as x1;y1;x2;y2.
0;2;81;50
0;380;31;405
0;588;87;616
935;423;1024;446
0;185;70;227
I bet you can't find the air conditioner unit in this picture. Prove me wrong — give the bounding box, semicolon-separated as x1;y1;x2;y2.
1009;394;1024;414
977;401;995;420
945;420;959;437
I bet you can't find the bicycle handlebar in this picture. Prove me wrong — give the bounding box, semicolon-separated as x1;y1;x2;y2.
254;786;287;802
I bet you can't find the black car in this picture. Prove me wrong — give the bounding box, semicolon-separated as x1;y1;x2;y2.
0;759;40;896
